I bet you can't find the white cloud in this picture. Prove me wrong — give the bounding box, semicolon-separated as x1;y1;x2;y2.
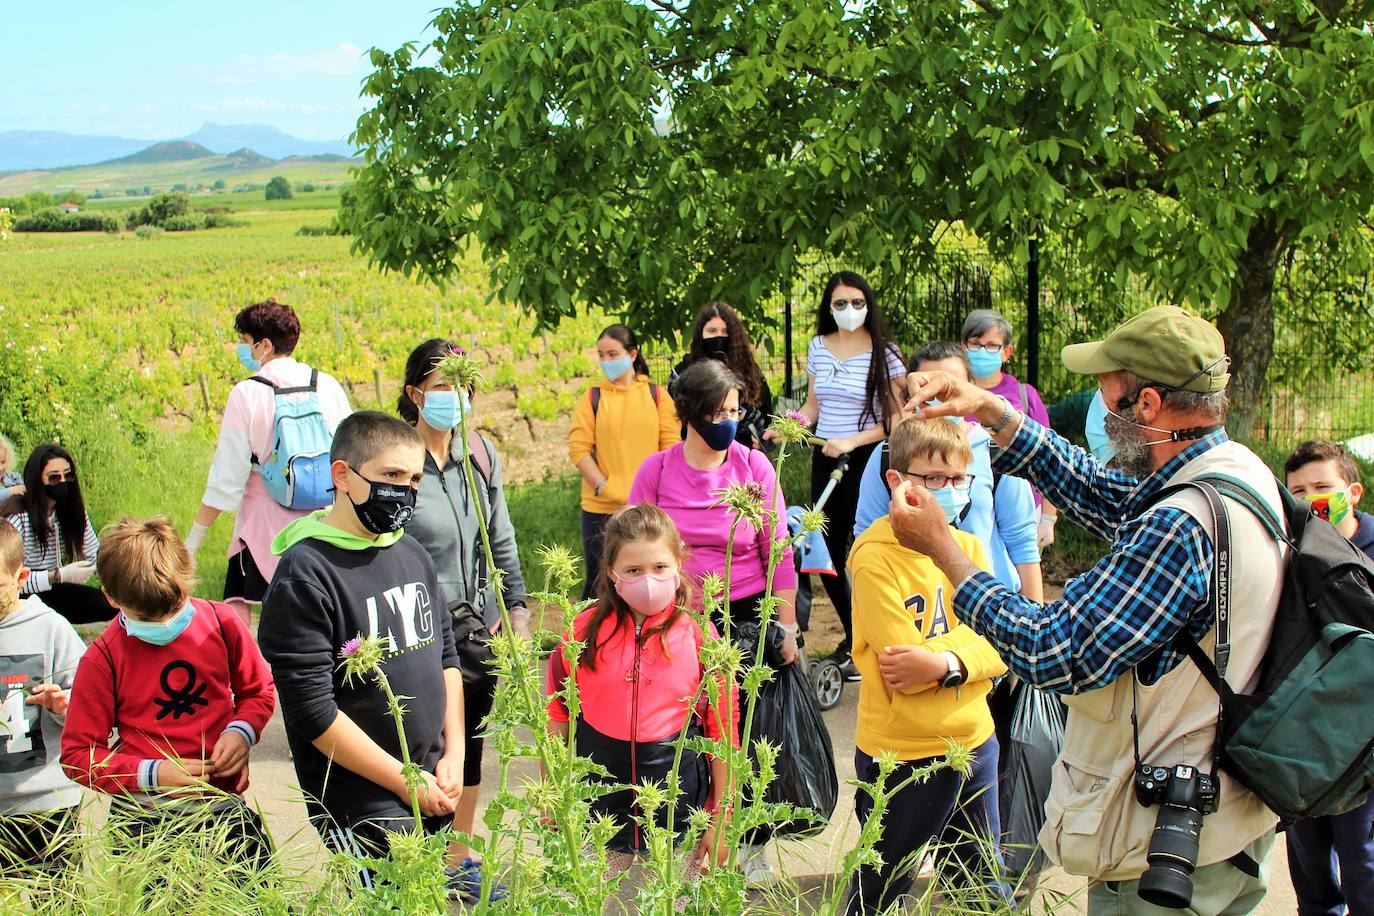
204;42;367;86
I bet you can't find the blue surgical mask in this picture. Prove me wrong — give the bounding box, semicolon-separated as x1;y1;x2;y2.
600;355;633;381
931;484;971;524
1085;389;1115;464
236;342;261;372
966;348;1003;378
419;389;469;431
121;602;196;647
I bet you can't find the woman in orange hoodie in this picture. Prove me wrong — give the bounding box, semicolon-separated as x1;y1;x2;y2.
568;324;679;597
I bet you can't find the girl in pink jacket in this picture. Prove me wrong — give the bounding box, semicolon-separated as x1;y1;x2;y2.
546;504;739;873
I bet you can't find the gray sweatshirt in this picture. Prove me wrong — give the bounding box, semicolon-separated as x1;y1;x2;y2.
407;433;528;627
0;596;85;815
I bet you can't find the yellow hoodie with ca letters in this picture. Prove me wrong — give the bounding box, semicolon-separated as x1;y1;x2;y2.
849;515;1007;761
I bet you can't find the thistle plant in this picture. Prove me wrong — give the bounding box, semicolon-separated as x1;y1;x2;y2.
337;634;449;912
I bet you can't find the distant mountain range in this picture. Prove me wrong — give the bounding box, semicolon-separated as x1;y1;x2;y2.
0;122;355;171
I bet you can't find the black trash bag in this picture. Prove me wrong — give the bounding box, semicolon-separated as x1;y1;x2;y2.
999;680;1067;881
735;620;839;839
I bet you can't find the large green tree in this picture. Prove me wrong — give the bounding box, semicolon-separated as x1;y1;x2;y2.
348;0;1374;435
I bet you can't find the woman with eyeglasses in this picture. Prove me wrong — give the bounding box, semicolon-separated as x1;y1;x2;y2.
960;309;1060;548
629;358;798;884
7;444;115;623
769;271;906;681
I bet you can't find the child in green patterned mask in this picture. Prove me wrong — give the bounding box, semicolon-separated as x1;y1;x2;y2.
1284;438;1366;540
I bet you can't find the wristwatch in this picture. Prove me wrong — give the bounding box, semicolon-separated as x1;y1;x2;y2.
940;651;967;689
981;395;1017;435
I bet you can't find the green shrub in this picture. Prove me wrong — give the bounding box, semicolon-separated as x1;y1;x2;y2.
265;176;293;200
203;213;247;229
127;191;192;229
11;208;119;233
160;214;207;232
134;225;163;239
295;224;337;237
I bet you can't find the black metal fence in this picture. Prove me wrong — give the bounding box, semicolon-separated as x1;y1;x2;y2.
739;243;1374;447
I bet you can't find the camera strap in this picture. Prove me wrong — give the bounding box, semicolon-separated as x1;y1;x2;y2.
1130;480;1231;781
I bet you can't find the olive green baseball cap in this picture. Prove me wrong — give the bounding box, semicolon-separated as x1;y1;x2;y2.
1061;305;1231;393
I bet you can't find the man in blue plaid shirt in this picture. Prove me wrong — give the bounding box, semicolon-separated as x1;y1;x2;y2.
887;306;1287;915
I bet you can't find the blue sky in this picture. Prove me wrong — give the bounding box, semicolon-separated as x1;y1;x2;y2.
5;1;444;140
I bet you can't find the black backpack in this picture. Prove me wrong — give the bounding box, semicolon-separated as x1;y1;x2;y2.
1146;474;1374;820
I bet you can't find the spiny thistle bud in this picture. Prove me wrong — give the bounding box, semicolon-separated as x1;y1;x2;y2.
338;634;386;684
800;506;829;534
717;481;767;528
768;410;813;445
537;544;579;592
699;572;725;607
432;344;484;392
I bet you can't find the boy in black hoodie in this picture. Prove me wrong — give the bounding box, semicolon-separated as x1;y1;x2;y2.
258;411;463;876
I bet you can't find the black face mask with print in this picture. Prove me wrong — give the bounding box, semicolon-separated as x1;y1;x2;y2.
346;469;417;535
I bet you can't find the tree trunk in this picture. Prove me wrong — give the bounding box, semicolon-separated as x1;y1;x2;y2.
1215;219;1286;441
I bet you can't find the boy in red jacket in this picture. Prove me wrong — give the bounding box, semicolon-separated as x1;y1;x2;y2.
61;516;276;862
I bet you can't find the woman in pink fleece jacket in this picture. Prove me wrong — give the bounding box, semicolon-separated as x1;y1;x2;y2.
629;359;799;662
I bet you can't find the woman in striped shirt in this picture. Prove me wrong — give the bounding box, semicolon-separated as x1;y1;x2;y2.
8;443;115;623
770;271;906;680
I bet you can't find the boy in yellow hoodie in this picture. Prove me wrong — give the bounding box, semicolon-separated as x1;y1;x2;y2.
843;415;1009;915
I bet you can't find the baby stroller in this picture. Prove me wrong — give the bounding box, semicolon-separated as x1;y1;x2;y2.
788;438;850;712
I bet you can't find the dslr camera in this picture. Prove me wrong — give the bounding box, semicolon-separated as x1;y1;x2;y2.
1132;763;1219;909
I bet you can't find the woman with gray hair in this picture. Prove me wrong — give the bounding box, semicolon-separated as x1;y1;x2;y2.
961;309;1060;547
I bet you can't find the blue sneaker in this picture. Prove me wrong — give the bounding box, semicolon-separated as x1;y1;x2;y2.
445;858;509;903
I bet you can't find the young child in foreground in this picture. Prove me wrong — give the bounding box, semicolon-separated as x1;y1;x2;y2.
0;519;84;881
258;411;465;891
60;516;276;862
545;504;739;875
1282;439;1374;916
844;416;1009;915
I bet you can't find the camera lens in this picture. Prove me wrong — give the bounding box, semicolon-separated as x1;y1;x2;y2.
1137;806;1203;909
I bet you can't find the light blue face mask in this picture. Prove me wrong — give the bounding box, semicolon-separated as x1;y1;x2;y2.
600;355;633;381
931;483;971;524
122;601;196;647
1085;389;1115;464
419;389;470;431
966;347;1004;378
236;342;262;372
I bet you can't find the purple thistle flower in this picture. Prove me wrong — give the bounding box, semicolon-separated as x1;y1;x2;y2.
451;345;467;356
786;410;811;428
743;481;768;503
339;637;362;659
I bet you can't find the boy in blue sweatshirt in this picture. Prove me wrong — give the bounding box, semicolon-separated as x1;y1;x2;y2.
258;411;464;888
1283;438;1374;916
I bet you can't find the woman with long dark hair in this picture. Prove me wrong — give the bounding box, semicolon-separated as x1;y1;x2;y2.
7;444;115;623
396;337;525;902
668;302;774;449
568;323;679;597
769;271;906;680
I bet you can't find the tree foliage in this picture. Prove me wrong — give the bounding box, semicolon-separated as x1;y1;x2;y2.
349;0;1374;434
265;176;294;200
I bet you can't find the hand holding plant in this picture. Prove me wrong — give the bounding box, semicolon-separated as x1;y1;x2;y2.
208;728;251;777
25;683;69;716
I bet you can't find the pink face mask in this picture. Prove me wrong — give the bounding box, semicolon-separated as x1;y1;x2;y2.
613;571;679;615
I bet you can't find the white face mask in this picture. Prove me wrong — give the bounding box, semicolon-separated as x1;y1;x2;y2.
833;307;868;332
